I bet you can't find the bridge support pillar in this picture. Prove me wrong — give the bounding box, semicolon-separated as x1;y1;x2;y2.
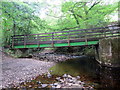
96;37;120;67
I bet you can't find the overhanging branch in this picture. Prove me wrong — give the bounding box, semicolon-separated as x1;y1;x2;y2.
87;1;100;14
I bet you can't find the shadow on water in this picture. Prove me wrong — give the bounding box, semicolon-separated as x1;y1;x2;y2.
50;56;120;89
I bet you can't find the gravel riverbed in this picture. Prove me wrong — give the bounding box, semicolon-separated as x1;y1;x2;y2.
1;50;94;89
2;55;55;88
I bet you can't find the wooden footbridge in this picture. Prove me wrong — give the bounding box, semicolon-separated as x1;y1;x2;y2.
11;25;120;49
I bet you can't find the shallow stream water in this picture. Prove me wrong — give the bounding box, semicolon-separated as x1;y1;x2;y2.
49;56;120;89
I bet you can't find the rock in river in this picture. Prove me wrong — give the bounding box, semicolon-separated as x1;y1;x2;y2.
62;74;67;78
41;84;48;88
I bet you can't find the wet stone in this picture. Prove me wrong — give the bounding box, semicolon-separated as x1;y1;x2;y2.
47;72;52;78
81;82;85;85
56;77;61;81
67;75;72;78
51;85;56;88
41;84;48;88
53;83;59;86
68;79;73;83
56;84;61;88
36;81;41;84
76;76;80;79
62;74;67;78
77;81;82;84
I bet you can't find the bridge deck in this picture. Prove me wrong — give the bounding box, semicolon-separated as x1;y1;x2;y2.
11;25;120;48
14;41;98;48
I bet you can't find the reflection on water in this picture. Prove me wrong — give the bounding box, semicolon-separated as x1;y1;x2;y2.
50;56;120;89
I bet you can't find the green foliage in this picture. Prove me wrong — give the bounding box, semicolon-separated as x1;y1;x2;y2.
1;2;48;46
4;49;22;58
60;1;118;29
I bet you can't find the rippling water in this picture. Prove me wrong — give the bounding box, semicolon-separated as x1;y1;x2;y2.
50;56;120;89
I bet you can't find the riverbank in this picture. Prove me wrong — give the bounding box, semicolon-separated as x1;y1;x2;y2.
2;52;55;88
31;47;91;62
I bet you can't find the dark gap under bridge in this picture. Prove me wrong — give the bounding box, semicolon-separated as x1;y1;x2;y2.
11;25;120;49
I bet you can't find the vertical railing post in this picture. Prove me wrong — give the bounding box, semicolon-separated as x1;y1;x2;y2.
51;33;54;47
104;28;106;38
85;31;88;45
37;35;40;48
99;29;101;38
11;36;14;48
24;35;26;48
68;32;70;46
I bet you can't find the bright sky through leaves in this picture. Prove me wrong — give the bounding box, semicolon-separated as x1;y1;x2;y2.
1;0;118;20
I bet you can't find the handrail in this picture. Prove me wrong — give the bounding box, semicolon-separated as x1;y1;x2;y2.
13;25;119;37
11;25;120;48
12;28;119;39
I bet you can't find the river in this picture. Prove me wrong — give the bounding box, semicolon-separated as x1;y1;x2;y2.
50;56;120;89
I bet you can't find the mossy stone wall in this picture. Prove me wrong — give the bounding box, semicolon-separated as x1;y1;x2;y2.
98;37;120;67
